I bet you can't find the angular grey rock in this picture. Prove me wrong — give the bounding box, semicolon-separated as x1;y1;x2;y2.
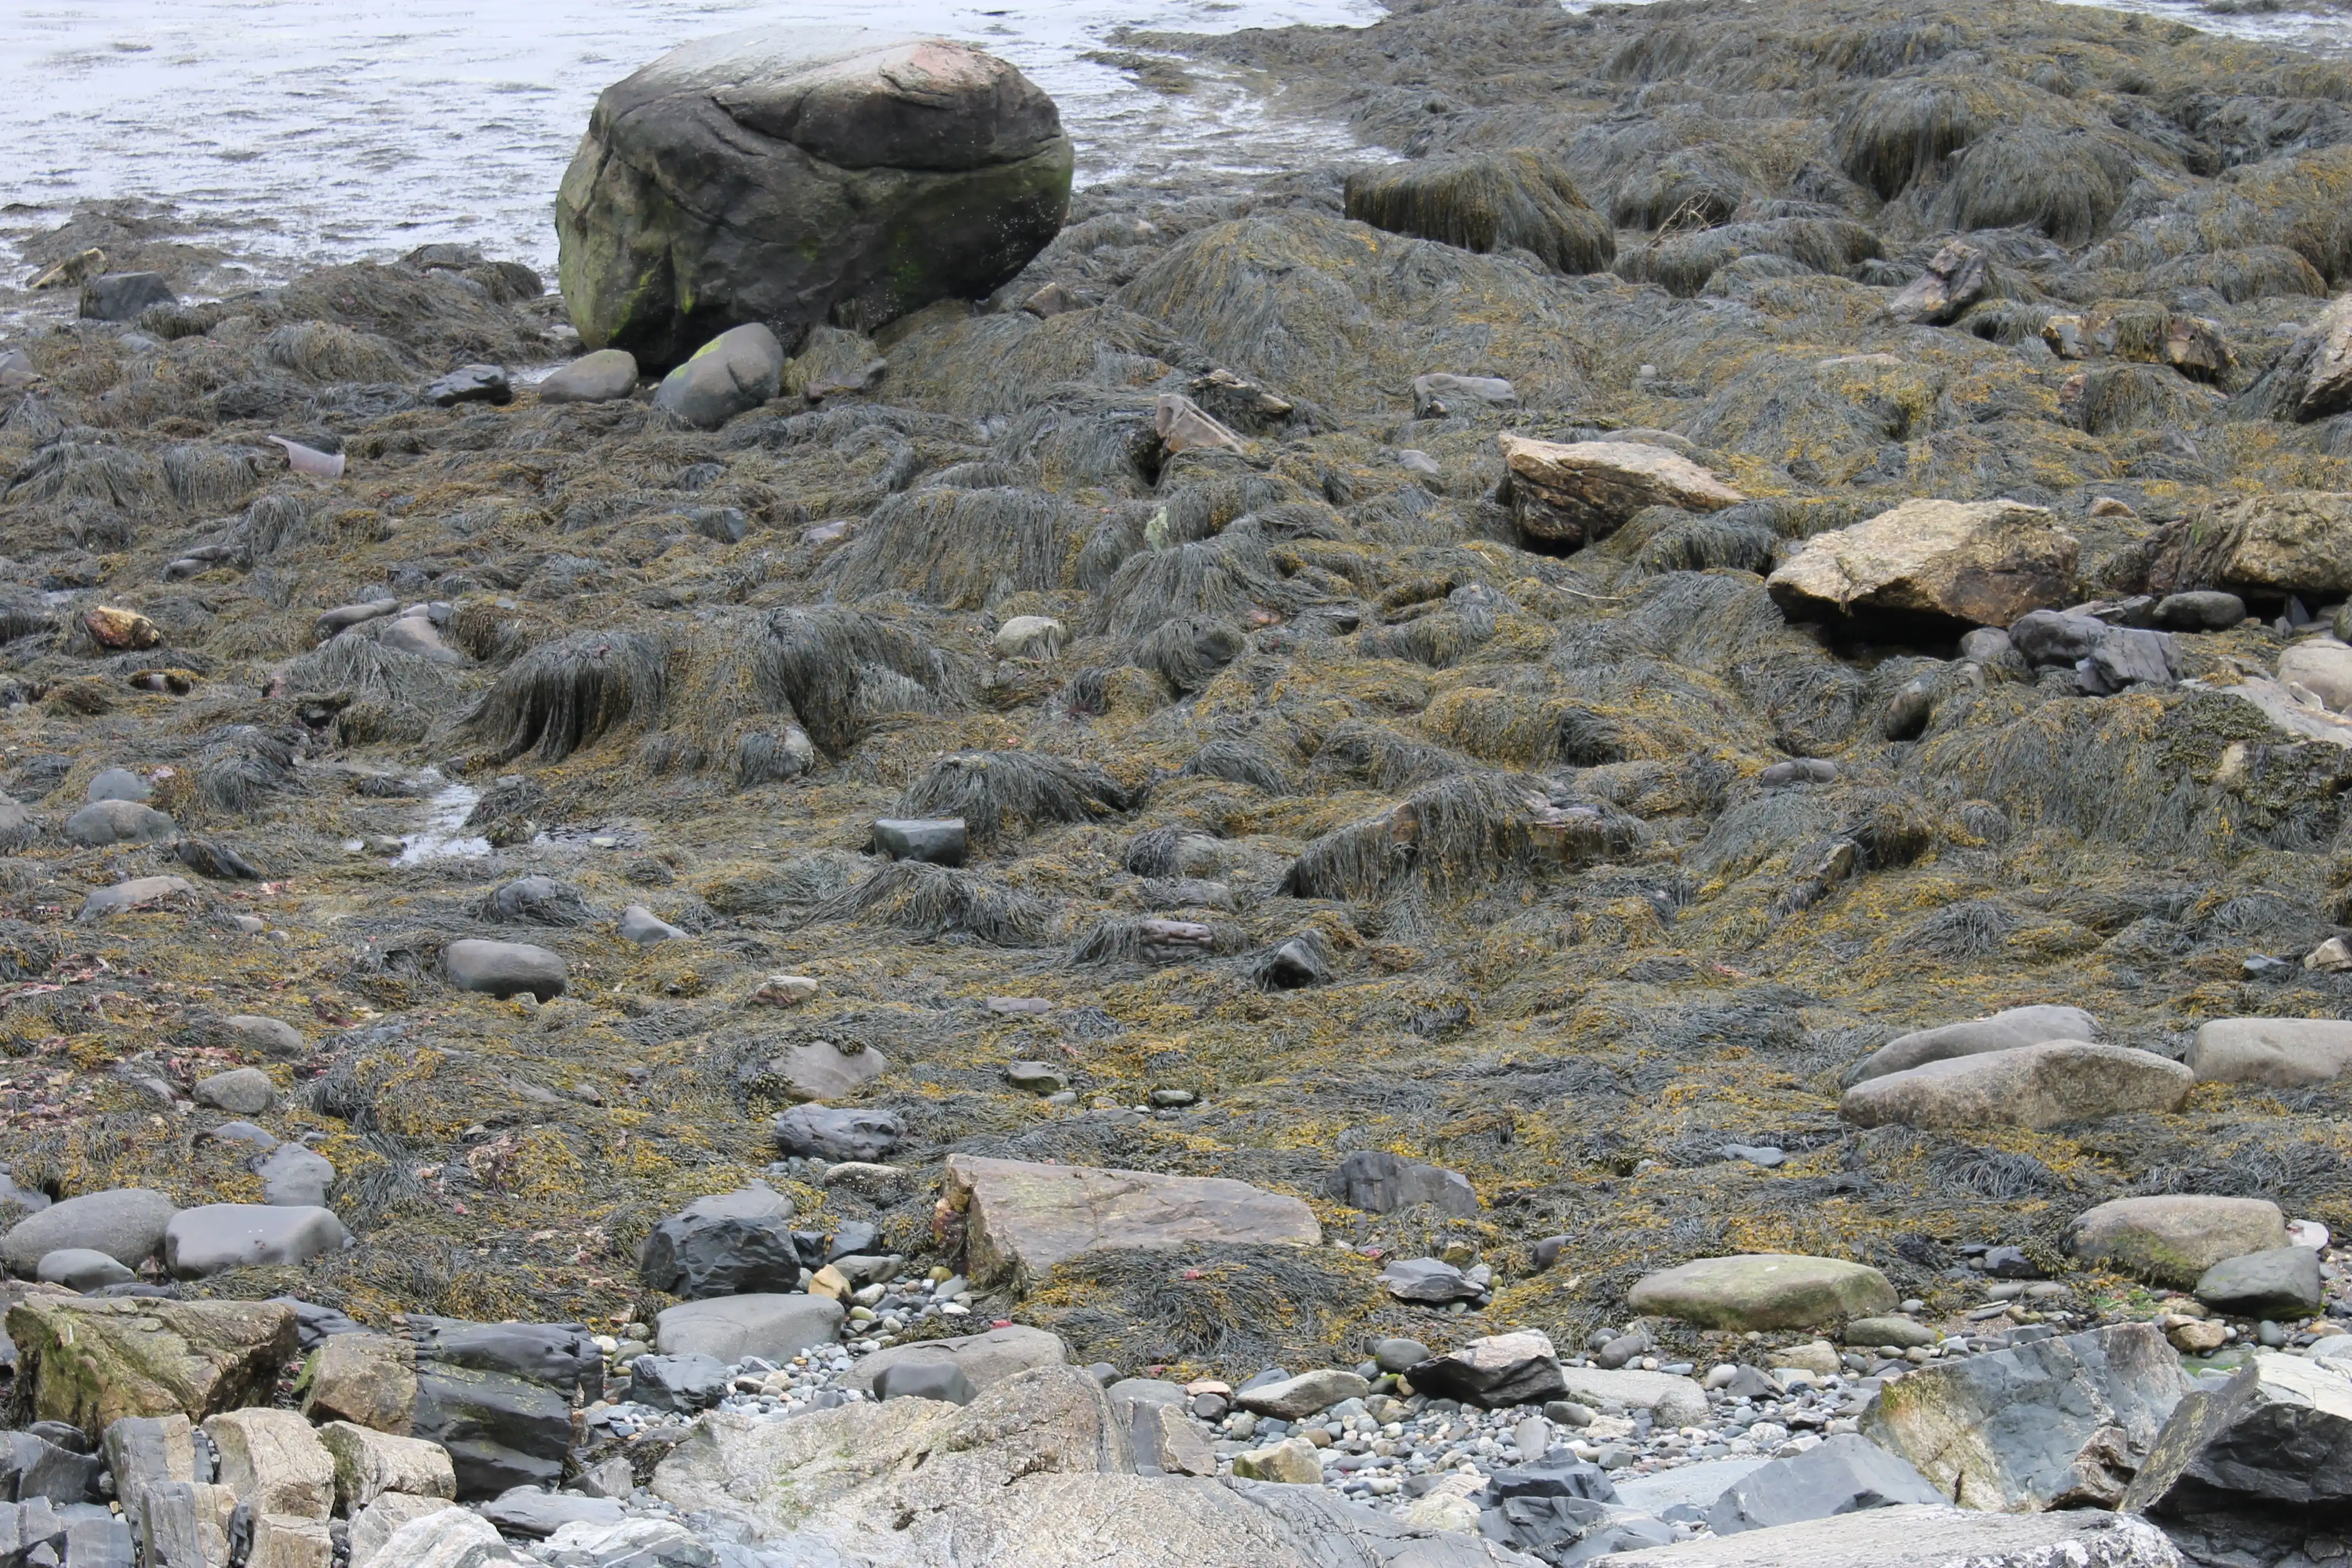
618;904;685;945
875;1360;977;1405
1381;1257;1484;1304
771;1104;902;1163
1886;241;1990;325
78;875;194;919
1322;1150;1480;1218
0;1428;101;1504
408;1319;598;1500
2080;625;2177;693
441;939;568;1001
63;800;176;847
558;31;1073;368
651;324;785;430
655;1294;843;1363
767;1038;888;1101
944;1153;1320;1289
80;272;176;322
2122;1351;2352;1521
1708;1433;1943;1534
1407;1331;1568;1409
257;1145;336;1208
164;1205;349;1278
2;1189;179;1273
2008;609;2109;668
191;1067;274;1115
1607;1505;2181;1568
1850;1005;2100;1084
2194;1246;2323;1318
1005;1059;1069;1094
842;1325;1069;1396
2154;590;2247;631
35;1248;134;1292
86;768;150;803
478;1487;627;1538
1862;1322;2193;1510
873;816;967;865
638;1182;801;1299
1412;373;1517;420
220;1015;305;1057
536;349;638;405
629;1352;732;1413
425;364;513;407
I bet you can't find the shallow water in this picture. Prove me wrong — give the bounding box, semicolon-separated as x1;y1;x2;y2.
393;772;489;865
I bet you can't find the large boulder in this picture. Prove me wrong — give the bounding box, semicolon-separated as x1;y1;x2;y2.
1766;499;2079;631
441;939;568;1001
1707;1433;1943;1534
164;1204;350;1277
1321;1151;1479;1219
655;1293;843;1363
1607;1505;2181;1568
2195;1246;2323;1317
2123;1353;2352;1526
2062;1196;2289;1288
1498;435;1744;548
2187;1017;2352;1086
557;30;1074;368
2146;491;2352;601
651;323;785;430
1849;1005;2100;1084
5;1297;297;1436
407;1317;601;1499
1839;1042;2193;1130
2279;638;2352;711
1627;1255;1897;1331
1861;1323;2193;1511
942;1154;1320;1290
841;1325;1069;1396
638;1182;801;1298
2;1188;178;1273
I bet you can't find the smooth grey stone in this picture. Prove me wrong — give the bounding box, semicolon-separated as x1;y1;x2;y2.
1852;1005;2100;1084
79;272;175;321
1709;1433;1943;1534
1614;1458;1768;1513
1882;677;1934;740
2080;625;2176;693
477;1487;625;1538
317;599;399;636
537;349;638;405
271;1295;368;1350
191;1067;274;1115
86;769;150;804
1720;1144;1786;1168
442;939;568;1001
1411;372;1517;418
1105;1378;1186;1408
2153;590;2246;631
62;800;176;847
1532;1236;1569;1272
220;1015;306;1056
639;1183;799;1300
872;816;966;866
652;324;785;430
426;363;513;407
1004;1060;1068;1094
2008;609;2107;668
162;1204;349;1277
766;1039;887;1101
628;1352;732;1413
78;875;195;921
1373;1338;1429;1374
34;1248;134;1292
771;1104;901;1163
1323;1150;1478;1219
619;905;685;945
257;1144;335;1208
481;876;589;925
655;1294;843;1363
1957;627;2012;663
875;1360;976;1405
1;1189;178;1273
2195;1245;2323;1318
1380;1257;1483;1304
1755;759;1836;788
0;1169;51;1217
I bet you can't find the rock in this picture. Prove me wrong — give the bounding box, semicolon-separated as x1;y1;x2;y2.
1845;1317;1936;1350
1233;1438;1325;1483
1839;1042;2193;1130
2280;639;2352;712
407;1319;598;1500
1861;1322;2192;1510
83;605;160;650
368;1506;531;1568
248;1510;333;1568
1382;1257;1485;1304
1849;1005;2101;1084
651;324;786;429
1406;1331;1567;1409
639;1182;799;1298
6;1297;295;1435
2;1188;179;1273
2079;624;2179;693
164;1205;349;1278
540;1518;708;1566
2153;590;2247;631
0;1428;101;1505
630;1352;732;1413
2195;1246;2323;1317
2188;1017;2352;1086
1886;240;1990;325
1237;1369;1370;1420
618;904;685;946
768;1038;888;1101
221;1015;306;1057
257;1145;335;1208
2295;293;2352;421
1321;1150;1480;1219
379;610;462;662
994;616;1068;660
1554;1366;1712;1428
558;32;1072;368
875;1360;977;1405
440;939;568;1001
303;1333;417;1433
1374;1338;1430;1374
36;1248;134;1291
752;973;820;1006
2123;1351;2352;1523
348;1494;462;1568
203;1407;334;1519
1607;1505;2182;1568
425;364;513;407
86;767;149;803
1766;499;2079;631
772;1103;902;1163
873;816;967;865
1499;435;1744;548
655;1293;843;1363
2062;1196;2289;1288
537;349;638;405
1708;1433;1943;1534
1626;1255;1897;1331
79;272;176;322
943;1153;1320;1289
1153;393;1246;455
78;874;195;918
190;1066;274;1115
1022;281;1079;317
1005;1059;1069;1094
63;799;177;847
2150;491;2352;601
1412;373;1517;420
842;1324;1069;1395
1771;1340;1844;1379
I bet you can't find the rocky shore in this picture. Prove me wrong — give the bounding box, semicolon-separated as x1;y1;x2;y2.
4;0;2352;1563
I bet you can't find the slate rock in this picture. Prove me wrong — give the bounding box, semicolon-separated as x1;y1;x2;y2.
1849;1004;2100;1084
841;1324;1068;1396
63;801;176;847
410;1361;580;1497
2194;1246;2323;1318
1487;1449;1619;1503
655;1294;843;1363
1407;1331;1567;1409
1708;1432;1943;1534
191;1067;274;1115
164;1204;349;1278
872;816;966;866
0;1428;101;1504
1381;1257;1484;1304
35;1249;134;1292
874;1360;976;1405
638;1182;801;1299
771;1104;902;1163
410;1316;602;1401
537;349;638;405
426;364;513;407
441;939;568;1001
629;1352;732;1413
652;324;785;430
1602;1505;2183;1568
478;1487;627;1538
2122;1351;2352;1520
79;273;176;322
2;1188;179;1273
1321;1150;1480;1219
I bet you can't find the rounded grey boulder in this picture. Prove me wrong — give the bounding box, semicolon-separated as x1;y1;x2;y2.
537;348;639;405
1;1188;179;1274
164;1204;351;1277
442;939;568;1001
87;767;151;803
257;1144;336;1208
221;1015;306;1057
655;1293;844;1362
652;324;785;431
772;1104;902;1163
193;1066;276;1115
557;29;1073;368
36;1247;135;1291
63;799;176;847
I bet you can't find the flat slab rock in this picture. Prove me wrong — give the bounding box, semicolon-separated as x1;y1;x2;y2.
1498;434;1744;546
2187;1017;2352;1086
841;1324;1069;1395
1850;1005;2100;1084
1604;1504;2182;1568
1840;1042;2193;1131
1766;498;2079;629
944;1153;1321;1289
1626;1254;1897;1331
